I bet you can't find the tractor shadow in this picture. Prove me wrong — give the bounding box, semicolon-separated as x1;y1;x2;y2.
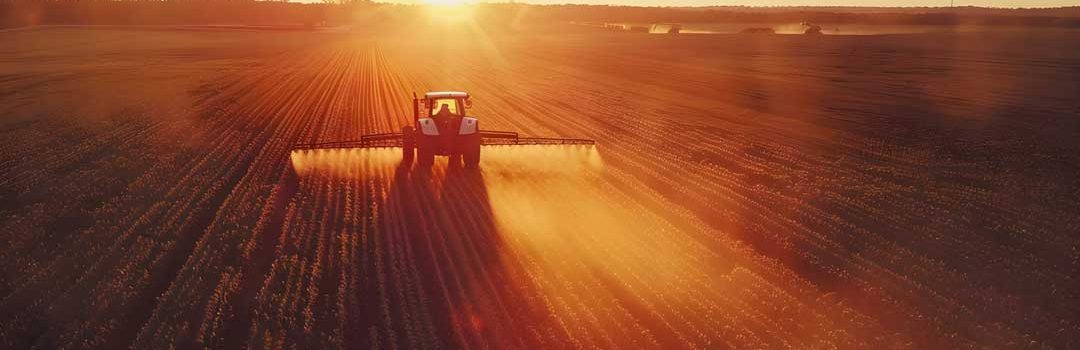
286;147;598;348
371;160;553;349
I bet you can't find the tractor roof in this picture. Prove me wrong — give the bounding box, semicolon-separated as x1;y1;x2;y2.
425;91;469;99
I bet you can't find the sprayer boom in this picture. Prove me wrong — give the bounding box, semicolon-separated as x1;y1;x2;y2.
290;91;595;168
292;131;595;151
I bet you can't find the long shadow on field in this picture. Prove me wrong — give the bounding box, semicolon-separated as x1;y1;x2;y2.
285;151;496;348
287;147;598;349
362;159;554;349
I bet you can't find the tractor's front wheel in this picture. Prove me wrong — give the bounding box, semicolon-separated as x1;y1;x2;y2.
463;133;481;168
402;126;415;163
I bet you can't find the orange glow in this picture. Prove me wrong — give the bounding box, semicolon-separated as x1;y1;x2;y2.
285;146;830;347
289;147;403;179
7;8;1074;349
285;144;866;347
289;145;602;180
423;2;476;24
424;0;466;5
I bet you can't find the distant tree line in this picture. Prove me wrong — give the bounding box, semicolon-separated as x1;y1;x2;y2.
2;1;1078;30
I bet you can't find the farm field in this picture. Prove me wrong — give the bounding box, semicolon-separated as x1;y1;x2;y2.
1;25;1079;349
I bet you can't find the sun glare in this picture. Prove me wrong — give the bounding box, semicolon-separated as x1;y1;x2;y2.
424;0;466;5
422;0;475;23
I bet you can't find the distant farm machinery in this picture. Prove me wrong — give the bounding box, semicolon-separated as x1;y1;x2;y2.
292;91;595;168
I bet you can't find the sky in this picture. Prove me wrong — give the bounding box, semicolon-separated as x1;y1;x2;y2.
385;0;1079;8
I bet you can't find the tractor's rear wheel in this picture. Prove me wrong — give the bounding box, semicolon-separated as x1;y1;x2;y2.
463;134;481;168
417;136;435;167
402;126;415;163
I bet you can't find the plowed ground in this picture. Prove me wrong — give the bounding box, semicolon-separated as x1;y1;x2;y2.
1;26;1078;349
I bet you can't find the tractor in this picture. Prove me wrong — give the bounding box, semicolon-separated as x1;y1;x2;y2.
292;91;594;168
404;91;482;167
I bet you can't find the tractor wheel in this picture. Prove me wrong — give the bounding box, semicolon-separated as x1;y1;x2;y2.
417;136;435;167
463;134;481;168
401;126;415;163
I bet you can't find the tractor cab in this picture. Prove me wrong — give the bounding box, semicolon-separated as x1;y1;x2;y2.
419;91;472;119
413;91;478;140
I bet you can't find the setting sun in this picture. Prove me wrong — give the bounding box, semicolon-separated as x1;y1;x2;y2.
422;0;476;23
424;0;467;5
